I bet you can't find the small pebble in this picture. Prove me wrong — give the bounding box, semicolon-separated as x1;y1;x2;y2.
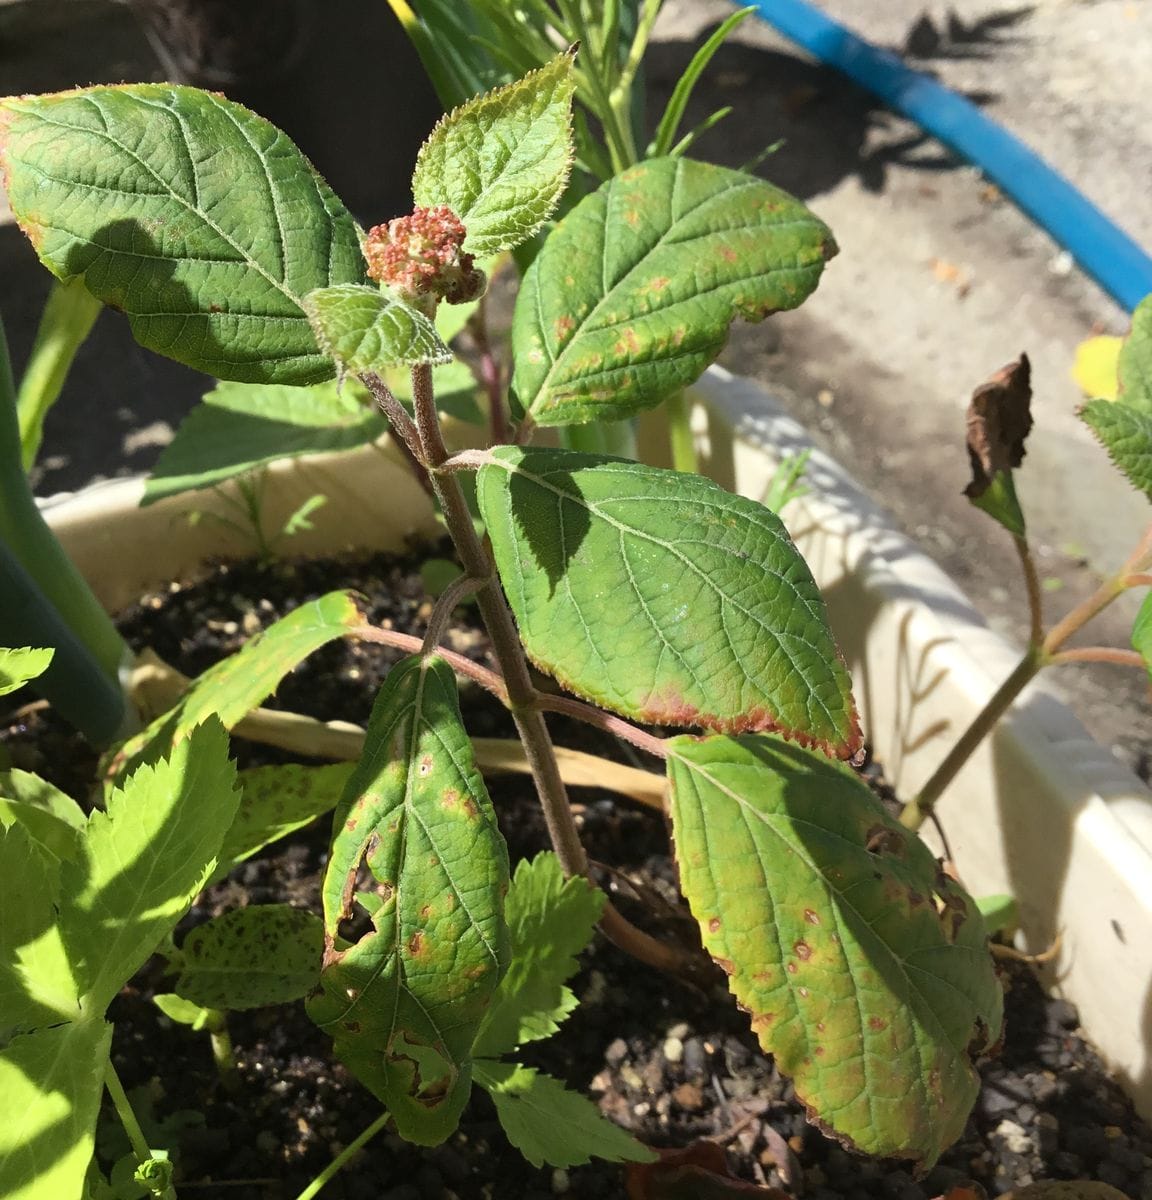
604;1038;628;1067
551;1168;570;1194
667;1022;690;1040
663;1037;684;1064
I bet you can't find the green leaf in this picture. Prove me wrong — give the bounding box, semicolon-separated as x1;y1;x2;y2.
665;734;1003;1167
0;823;78;1033
0;85;368;384
307;655;510;1145
112;591;363;778
477;447;860;756
0;771;84;866
474;852;603;1057
143;380;385;505
473;1060;654;1169
0;647;53;696
969;470;1027;539
0;1019;112;1200
1080;399;1152;500
152;993;214;1030
1080;296;1152;499
174;906;323;1010
1132;591;1152;681
220;762;354;874
412;51;575;256
974;894;1018;938
512;157;835;426
63;719;241;1014
305;284;452;373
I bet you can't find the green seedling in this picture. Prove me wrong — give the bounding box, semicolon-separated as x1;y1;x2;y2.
0;46;1003;1197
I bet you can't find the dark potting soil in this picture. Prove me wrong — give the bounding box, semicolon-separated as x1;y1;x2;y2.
4;545;1152;1200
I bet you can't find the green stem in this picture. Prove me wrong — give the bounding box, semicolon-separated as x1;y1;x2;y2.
17;278;102;470
901;647;1045;831
666;391;698;474
206;1010;241;1094
293;1111;390;1200
105;1060;152;1164
0;315;131;689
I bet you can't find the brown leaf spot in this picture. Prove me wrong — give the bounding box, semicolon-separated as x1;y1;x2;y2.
419;904;432;920
868;1016;887;1031
418;754;434;777
965;354;1033;499
786;962;798;975
864;825;906;857
814;1045;825;1056
793;940;812;961
407;930;426;956
714;957;736;977
719;246;738;264
797;986;809;998
803;908;820;925
708;917;722;933
647;276;670;294
553;314;575;341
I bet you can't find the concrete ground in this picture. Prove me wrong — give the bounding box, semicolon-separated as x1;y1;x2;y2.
2;0;1149;767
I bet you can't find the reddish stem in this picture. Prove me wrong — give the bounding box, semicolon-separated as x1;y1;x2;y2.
1049;646;1145;668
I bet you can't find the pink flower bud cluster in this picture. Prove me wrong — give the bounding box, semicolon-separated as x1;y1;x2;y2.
363;205;485;306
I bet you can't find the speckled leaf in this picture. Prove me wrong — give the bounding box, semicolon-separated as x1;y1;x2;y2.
1081;296;1152;499
473;1060;654;1169
307;655;510;1146
112;591;363;778
0;85;367;383
512;157;835;426
412;52;575;257
175;905;324;1010
0;1018;112;1200
220;762;354;874
665;734;1003;1166
0;647;52;696
473;851;603;1057
304;284;452;372
143;380;386;505
63;720;241;1015
477;447;859;756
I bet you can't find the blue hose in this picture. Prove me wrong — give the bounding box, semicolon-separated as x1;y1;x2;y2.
749;0;1152;313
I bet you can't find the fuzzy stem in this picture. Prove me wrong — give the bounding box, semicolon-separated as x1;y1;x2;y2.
469;298;507;445
1049;646;1145;668
1013;533;1044;649
536;692;668;759
420;572;486;655
395;363;697;977
293;1111;391;1200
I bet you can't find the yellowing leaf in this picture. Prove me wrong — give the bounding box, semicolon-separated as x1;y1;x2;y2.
1072;335;1122;400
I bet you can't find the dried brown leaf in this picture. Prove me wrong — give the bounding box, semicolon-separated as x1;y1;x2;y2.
625;1140;789;1199
965;354;1033;498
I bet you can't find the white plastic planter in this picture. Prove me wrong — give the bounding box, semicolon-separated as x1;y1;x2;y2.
42;366;1152;1121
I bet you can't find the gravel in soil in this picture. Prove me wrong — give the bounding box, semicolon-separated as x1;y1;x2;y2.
4;546;1152;1200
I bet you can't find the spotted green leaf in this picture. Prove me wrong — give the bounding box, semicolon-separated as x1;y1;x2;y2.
1081;295;1152;499
307;655;510;1146
512;156;835;426
112;591;363;778
219;762;354;875
305;284;452;373
412;51;575;257
0;647;53;696
665;734;1003;1166
473;851;603;1057
64;720;241;1015
175;905;324;1010
477;447;860;756
473;1060;654;1169
0;1018;112;1200
0;85;366;383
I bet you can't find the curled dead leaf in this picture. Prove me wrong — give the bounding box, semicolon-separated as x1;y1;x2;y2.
965;354;1033;499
